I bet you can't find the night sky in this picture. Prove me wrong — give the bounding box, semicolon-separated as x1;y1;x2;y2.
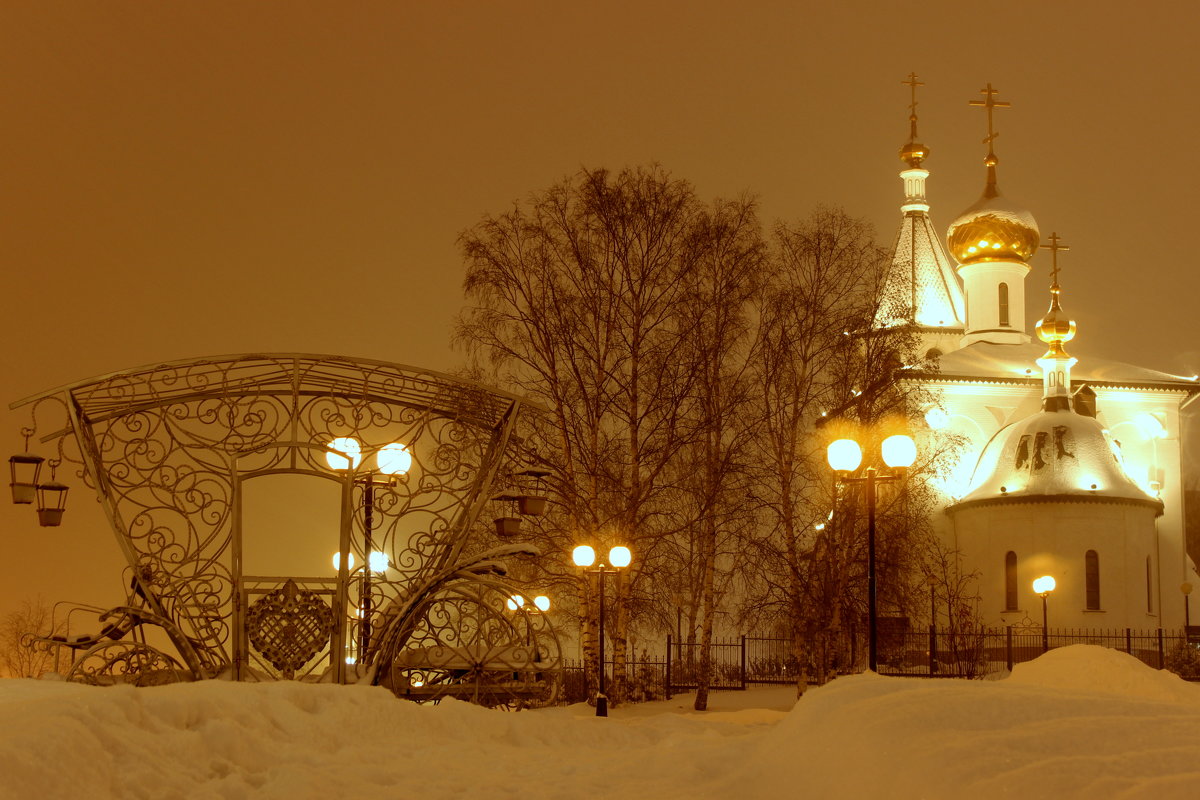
2;1;1197;614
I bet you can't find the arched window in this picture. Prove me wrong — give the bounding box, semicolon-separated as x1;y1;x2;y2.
998;283;1010;327
1005;551;1018;611
1146;556;1154;613
1085;550;1100;610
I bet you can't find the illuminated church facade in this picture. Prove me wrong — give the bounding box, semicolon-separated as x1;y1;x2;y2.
880;80;1200;631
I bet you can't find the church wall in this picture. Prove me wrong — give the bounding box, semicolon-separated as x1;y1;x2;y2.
920;377;1193;629
950;500;1160;630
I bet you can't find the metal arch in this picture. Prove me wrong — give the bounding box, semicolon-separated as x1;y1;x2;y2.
13;353;552;693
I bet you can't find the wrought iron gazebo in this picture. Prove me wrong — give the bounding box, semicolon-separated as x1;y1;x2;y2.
11;354;560;706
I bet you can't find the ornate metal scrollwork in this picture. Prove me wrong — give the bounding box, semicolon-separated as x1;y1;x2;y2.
246;580;334;679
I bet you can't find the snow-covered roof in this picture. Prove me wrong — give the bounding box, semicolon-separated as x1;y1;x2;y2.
916;341;1198;391
877;211;966;330
951;407;1163;514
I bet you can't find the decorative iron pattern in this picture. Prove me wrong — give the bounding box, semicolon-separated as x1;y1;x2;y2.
65;641;190;687
381;578;561;708
246;579;334;679
12;354;540;688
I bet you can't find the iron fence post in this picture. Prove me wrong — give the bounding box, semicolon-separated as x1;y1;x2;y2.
1005;625;1013;672
741;635;747;690
929;624;937;675
1158;628;1165;669
1125;628;1132;654
665;634;672;700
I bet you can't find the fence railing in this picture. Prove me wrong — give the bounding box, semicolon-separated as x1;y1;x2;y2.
876;625;1200;680
556;626;1200;705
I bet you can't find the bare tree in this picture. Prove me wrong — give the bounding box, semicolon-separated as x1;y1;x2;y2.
1;597;63;679
739;208;935;693
456;165;762;705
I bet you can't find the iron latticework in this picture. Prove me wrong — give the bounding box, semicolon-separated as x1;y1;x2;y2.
14;354;560;701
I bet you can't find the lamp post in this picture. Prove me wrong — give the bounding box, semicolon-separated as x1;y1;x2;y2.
572;544;631;717
927;574;938;674
1182;582;1193;631
326;437;412;661
1033;575;1056;652
827;434;916;672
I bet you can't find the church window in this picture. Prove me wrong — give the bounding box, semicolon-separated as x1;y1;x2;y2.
1146;556;1154;612
1085;550;1100;610
1004;551;1018;611
998;283;1010;326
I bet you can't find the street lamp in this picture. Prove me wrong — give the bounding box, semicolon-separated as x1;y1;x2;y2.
572;543;631;717
1033;575;1056;652
326;437;412;660
1182;582;1193;631
827;433;915;672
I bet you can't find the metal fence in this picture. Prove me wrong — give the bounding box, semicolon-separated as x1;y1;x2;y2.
557;626;1200;705
875;626;1200;680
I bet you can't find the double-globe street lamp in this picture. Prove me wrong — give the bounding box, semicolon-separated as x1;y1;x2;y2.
572;544;632;717
827;433;917;672
326;437;412;661
1033;575;1056;652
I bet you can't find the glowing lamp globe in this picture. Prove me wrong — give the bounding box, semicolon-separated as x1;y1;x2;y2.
368;551;389;573
533;595;551;612
506;594;525;611
377;442;412;475
609;546;632;568
827;439;863;472
572;545;596;567
326;437;362;471
332;551;357;570
1032;575;1056;595
881;435;917;469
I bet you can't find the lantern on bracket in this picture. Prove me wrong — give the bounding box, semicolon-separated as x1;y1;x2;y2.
9;427;44;505
36;459;69;527
491;493;523;537
514;468;551;516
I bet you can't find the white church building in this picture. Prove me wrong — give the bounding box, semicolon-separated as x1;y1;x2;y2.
879;82;1200;631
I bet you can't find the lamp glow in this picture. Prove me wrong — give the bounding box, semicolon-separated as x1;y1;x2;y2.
533;595;550;611
368;551;389;573
827;439;863;472
881;435;917;469
924;407;949;430
332;551;356;570
1033;575;1056;595
506;594;525;611
377;442;413;475
609;546;632;568
572;545;596;567
326;437;362;470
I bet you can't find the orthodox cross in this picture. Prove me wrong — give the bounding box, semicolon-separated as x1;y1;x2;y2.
1041;232;1069;286
968;83;1010;155
902;72;924;120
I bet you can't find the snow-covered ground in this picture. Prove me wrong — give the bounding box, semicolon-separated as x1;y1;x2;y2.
3;645;1199;799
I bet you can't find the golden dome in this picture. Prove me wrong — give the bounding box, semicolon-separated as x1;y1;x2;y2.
1036;288;1076;356
899;139;928;168
946;189;1040;265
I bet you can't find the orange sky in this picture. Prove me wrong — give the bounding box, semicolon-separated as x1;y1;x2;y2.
2;1;1197;615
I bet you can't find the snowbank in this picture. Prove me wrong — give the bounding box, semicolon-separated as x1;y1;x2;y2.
1;645;1198;799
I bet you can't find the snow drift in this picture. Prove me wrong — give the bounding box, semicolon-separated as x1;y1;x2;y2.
2;645;1198;799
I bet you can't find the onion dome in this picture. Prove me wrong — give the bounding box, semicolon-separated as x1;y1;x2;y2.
946;184;1041;264
1035;291;1076;354
951;409;1162;513
947;83;1040;264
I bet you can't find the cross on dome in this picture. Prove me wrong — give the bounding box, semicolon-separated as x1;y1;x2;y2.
969;83;1010;158
1041;232;1070;287
899;72;928;167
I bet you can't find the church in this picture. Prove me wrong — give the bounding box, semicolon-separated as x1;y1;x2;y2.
878;79;1200;631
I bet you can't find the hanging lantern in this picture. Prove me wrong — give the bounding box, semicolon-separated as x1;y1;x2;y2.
515;468;551;516
36;480;69;527
10;452;44;504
